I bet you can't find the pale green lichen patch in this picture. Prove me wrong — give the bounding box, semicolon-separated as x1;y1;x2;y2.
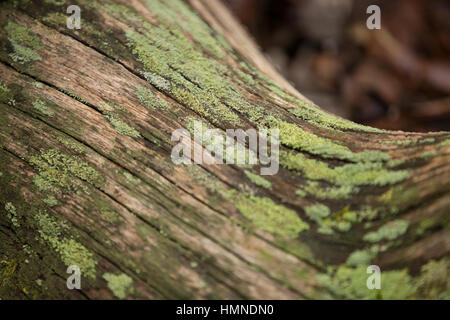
36;211;97;278
103;113;140;138
270;120;389;162
386;158;408;168
420;151;438;159
378;186;419;213
141;72;172;91
346;248;378;267
123;171;141;184
416;218;436;236
281;151;410;187
244;171;272;189
122;0;252;127
5;21;42;64
297;181;357;200
317;265;415;299
383;137;434;146
227;191;309;238
103;273;134;299
57;239;97;279
415;257;449;299
363;220;409;243
384;139;414;146
142;0;226;59
420;138;435;144
5;202;19;227
135;86;169;110
0;81;12;103
5;22;41;48
101;209;122;224
100;101;126;113
184;116;258;166
56;136;84;154
43;195;58;207
305;204;358;234
29;149;103;193
44;0;66;5
32;81;43;89
305;204;334;234
438;139;450;147
305;204;331;219
42;12;67;26
32;99;54;117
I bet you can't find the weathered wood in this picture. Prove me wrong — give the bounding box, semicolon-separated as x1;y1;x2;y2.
0;0;449;299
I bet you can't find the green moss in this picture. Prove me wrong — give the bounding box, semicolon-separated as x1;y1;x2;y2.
227;191;309;238
56;136;84;154
59;89;89;105
5;202;19;227
82;23;105;38
270;120;388;162
346;248;378;267
356;206;379;221
142;0;225;59
305;204;331;219
141;72;172;91
57;239;97;279
8;39;41;64
123;171;141;184
305;204;359;234
0;260;17;288
33;175;60;194
36;211;97;279
5;22;42;64
32;81;43;88
0;81;12;103
414;257;449;299
122;0;252;127
363;220;409;243
420;151;438;159
5;22;41;48
304;204;334;234
281;151;410;187
420;138;435;144
43;195;58;207
184;116;258;166
386;158;408;168
103;273;134;299
317;265;415;299
416;218;436;236
378;186;419;213
438;139;450;147
244;171;272;189
36;210;64;240
32;99;54;117
385;140;412;146
297;181;357;200
30;149;103;192
135;86;169;110
104;113;140;138
42;12;67;26
44;0;66;5
101;210;122;224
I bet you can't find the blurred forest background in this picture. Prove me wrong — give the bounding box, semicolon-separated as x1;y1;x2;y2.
223;0;450;132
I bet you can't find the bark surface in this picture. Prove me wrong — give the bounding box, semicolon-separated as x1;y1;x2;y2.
0;0;449;299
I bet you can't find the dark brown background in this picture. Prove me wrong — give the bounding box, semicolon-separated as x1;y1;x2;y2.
223;0;450;132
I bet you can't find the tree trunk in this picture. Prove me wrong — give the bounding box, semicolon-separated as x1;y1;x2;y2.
0;0;449;300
